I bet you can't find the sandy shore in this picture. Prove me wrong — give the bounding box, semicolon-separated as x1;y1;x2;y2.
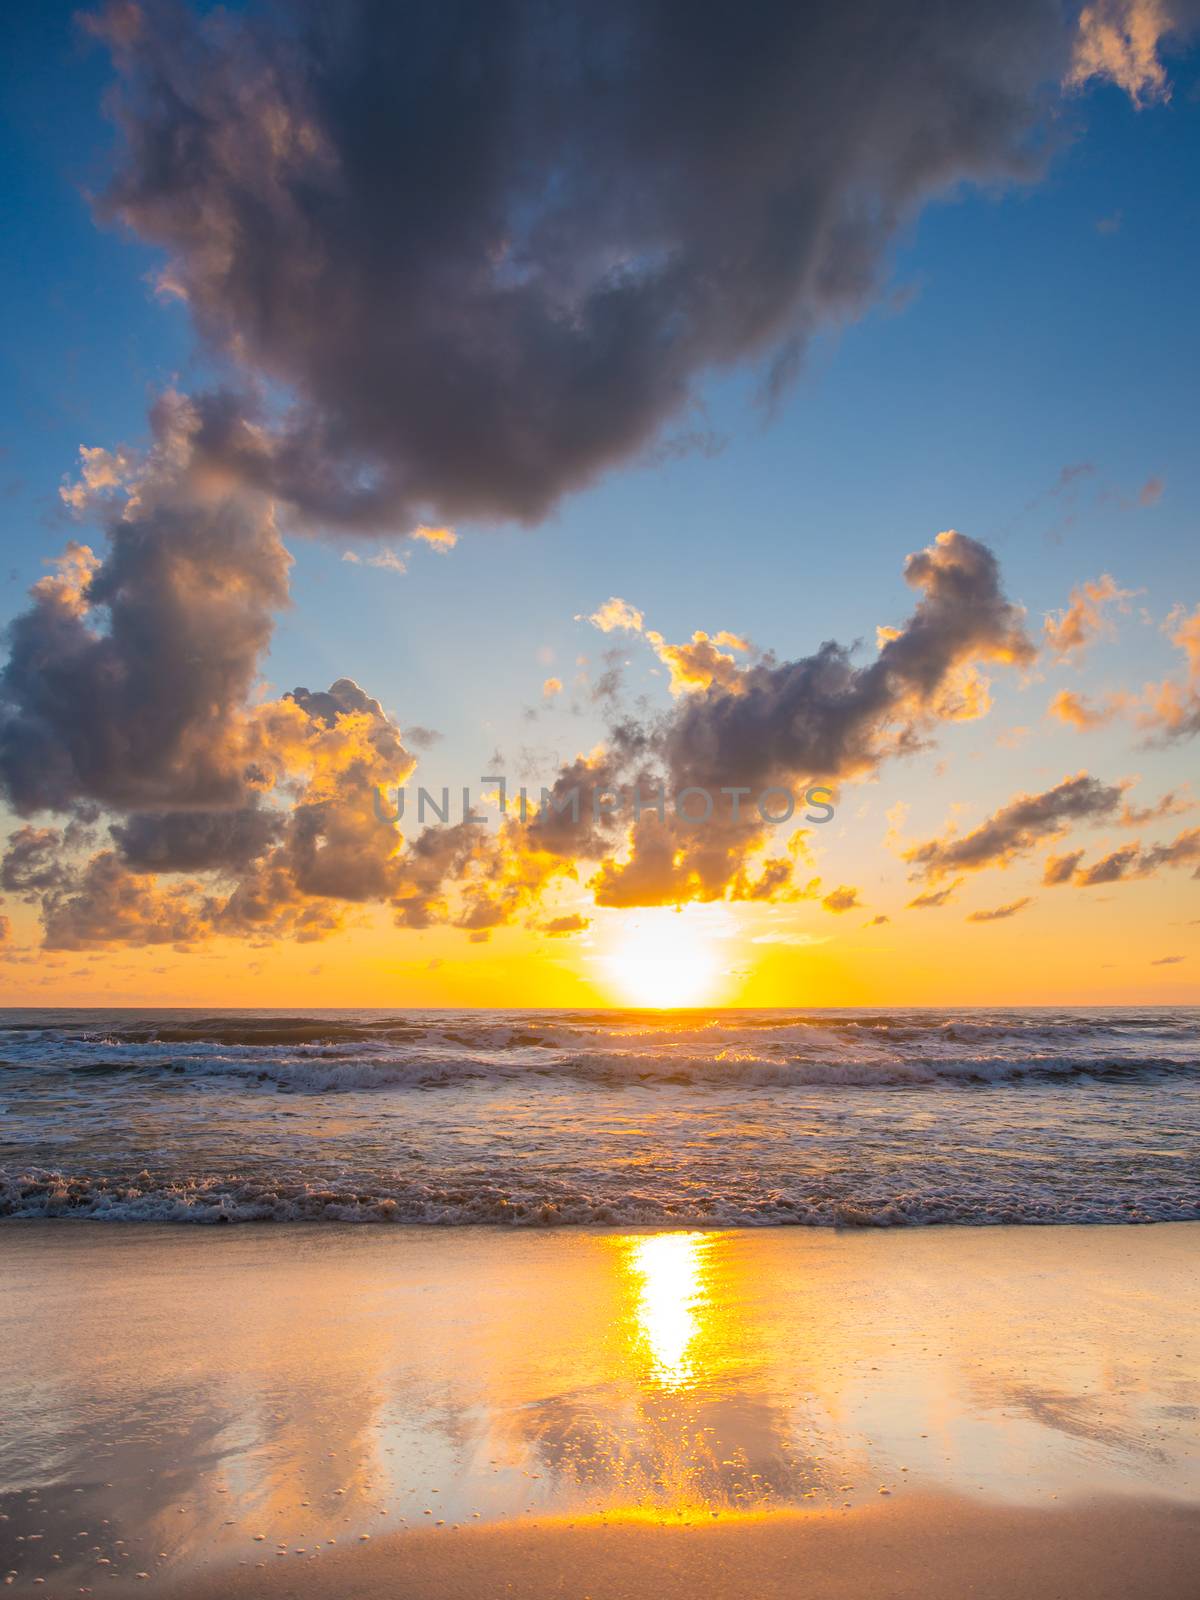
158;1495;1200;1600
1;1222;1197;1596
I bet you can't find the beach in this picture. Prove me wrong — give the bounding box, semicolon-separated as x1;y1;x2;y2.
5;0;1200;1590
1;1221;1197;1597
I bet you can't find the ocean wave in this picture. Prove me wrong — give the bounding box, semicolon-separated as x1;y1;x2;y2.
5;1045;1198;1092
3;1007;1196;1055
3;1168;1196;1228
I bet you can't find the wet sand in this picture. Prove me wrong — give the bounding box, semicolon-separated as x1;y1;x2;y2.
1;1222;1197;1596
166;1494;1200;1600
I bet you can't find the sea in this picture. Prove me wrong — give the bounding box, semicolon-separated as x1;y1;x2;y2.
1;1007;1197;1227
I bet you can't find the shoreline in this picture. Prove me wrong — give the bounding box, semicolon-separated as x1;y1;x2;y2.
3;1213;1200;1229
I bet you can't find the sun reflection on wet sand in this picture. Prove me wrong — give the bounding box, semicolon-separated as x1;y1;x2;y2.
624;1232;710;1391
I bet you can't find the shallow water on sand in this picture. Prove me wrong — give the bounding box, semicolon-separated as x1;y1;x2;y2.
0;1223;1197;1591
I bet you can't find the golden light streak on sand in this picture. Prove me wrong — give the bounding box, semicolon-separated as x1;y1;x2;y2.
623;1232;710;1391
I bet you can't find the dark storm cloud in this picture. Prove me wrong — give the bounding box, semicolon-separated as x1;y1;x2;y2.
92;0;1078;531
904;773;1125;880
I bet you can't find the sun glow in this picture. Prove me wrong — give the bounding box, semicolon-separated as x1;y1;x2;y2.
602;908;725;1008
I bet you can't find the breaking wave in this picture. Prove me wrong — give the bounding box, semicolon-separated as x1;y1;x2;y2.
4;1168;1197;1228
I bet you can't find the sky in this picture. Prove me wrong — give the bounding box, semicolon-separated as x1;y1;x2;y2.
0;0;1198;1007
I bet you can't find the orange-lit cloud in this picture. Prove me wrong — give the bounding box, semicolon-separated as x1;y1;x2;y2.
1048;688;1119;730
1044;824;1200;888
908;880;963;910
1135;603;1200;740
1068;0;1175;105
967;897;1033;922
1043;572;1131;660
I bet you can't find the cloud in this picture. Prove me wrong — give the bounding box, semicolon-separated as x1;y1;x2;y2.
662;530;1033;791
86;0;1158;532
0;486;1124;948
1047;688;1119;730
1119;788;1193;826
1136;825;1200;873
3;402;292;819
1151;954;1185;965
908;880;963;909
587;529;1034;907
58;444;137;510
1138;475;1164;506
542;677;563;699
110;808;284;872
537;913;590;937
1076;844;1137;884
411;525;457;552
0;824;84;897
343;547;409;574
583;597;755;694
967;896;1033;921
1043;849;1086;885
1043;572;1131;659
41;851;209;950
1066;0;1185;105
1;406;584;950
1045;825;1200;886
1046;602;1200;742
868;913;891;926
646;628;753;696
582;598;645;635
1134;603;1200;741
904;772;1125;879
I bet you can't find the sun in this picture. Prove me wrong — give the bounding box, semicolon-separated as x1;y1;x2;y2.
602;907;724;1008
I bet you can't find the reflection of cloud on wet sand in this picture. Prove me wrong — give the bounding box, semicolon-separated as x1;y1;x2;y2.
509;1385;827;1517
968;1381;1173;1466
